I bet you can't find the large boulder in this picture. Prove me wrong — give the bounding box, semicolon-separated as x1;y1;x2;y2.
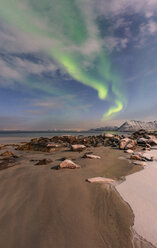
71;144;86;152
119;138;129;149
119;138;136;150
104;133;114;138
86;177;114;183
59;159;80;169
130;153;153;161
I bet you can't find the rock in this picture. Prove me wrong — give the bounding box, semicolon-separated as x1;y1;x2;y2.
142;147;150;151
119;138;130;149
119;138;136;150
47;143;62;148
59;159;80;169
104;133;114;138
0;157;17;170
111;143;117;148
86;177;114;184
48;148;57;152
82;137;91;145
112;136;120;142
35;159;52;165
142;154;153;161
137;138;148;145
143;134;152;139
60;135;78;144
0;151;18;158
71;144;86;152
133;152;143;156
130;154;143;161
148;138;157;146
132;129;148;137
83;154;101;159
125;141;136;149
30;138;38;143
124;149;134;154
59;156;72;161
133;161;146;166
130;153;153;161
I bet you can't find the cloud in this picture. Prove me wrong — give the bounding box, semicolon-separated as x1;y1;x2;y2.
0;22;54;54
28;97;93;116
145;11;154;18
0;59;21;81
0;51;65;87
32;100;62;109
13;57;57;75
25;110;44;115
126;67;157;83
132;19;157;48
103;36;129;52
140;20;157;35
0;116;29;130
94;0;157;16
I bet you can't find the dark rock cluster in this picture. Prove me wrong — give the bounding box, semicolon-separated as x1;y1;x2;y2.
16;130;157;153
0;129;156;170
0;151;18;170
35;158;53;166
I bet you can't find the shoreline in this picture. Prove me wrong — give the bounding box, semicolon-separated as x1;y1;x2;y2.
0;132;156;248
116;149;157;247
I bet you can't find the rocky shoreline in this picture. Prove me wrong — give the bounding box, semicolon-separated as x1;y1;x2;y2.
0;129;156;247
1;129;156;171
16;129;157;153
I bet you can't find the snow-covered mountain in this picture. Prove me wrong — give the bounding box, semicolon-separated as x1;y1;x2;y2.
118;120;157;132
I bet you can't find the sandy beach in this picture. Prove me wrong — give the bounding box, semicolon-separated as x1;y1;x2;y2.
0;136;155;248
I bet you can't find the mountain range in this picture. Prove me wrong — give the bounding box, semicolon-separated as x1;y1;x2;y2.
90;120;157;132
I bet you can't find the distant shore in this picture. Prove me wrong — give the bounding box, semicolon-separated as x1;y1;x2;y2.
0;130;130;145
0;132;156;248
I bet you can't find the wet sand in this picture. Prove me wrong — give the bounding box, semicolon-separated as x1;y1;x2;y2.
0;145;154;248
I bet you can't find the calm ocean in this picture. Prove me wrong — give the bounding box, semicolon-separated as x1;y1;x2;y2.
0;131;128;144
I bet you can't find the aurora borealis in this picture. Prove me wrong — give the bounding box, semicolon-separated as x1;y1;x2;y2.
1;0;157;129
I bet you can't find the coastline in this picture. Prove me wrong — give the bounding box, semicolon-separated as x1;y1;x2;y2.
0;134;156;248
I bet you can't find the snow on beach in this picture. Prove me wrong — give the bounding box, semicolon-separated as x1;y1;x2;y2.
116;149;157;247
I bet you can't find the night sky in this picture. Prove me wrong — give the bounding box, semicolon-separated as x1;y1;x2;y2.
1;0;157;130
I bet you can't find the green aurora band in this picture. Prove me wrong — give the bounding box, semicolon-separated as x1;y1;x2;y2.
0;0;127;118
